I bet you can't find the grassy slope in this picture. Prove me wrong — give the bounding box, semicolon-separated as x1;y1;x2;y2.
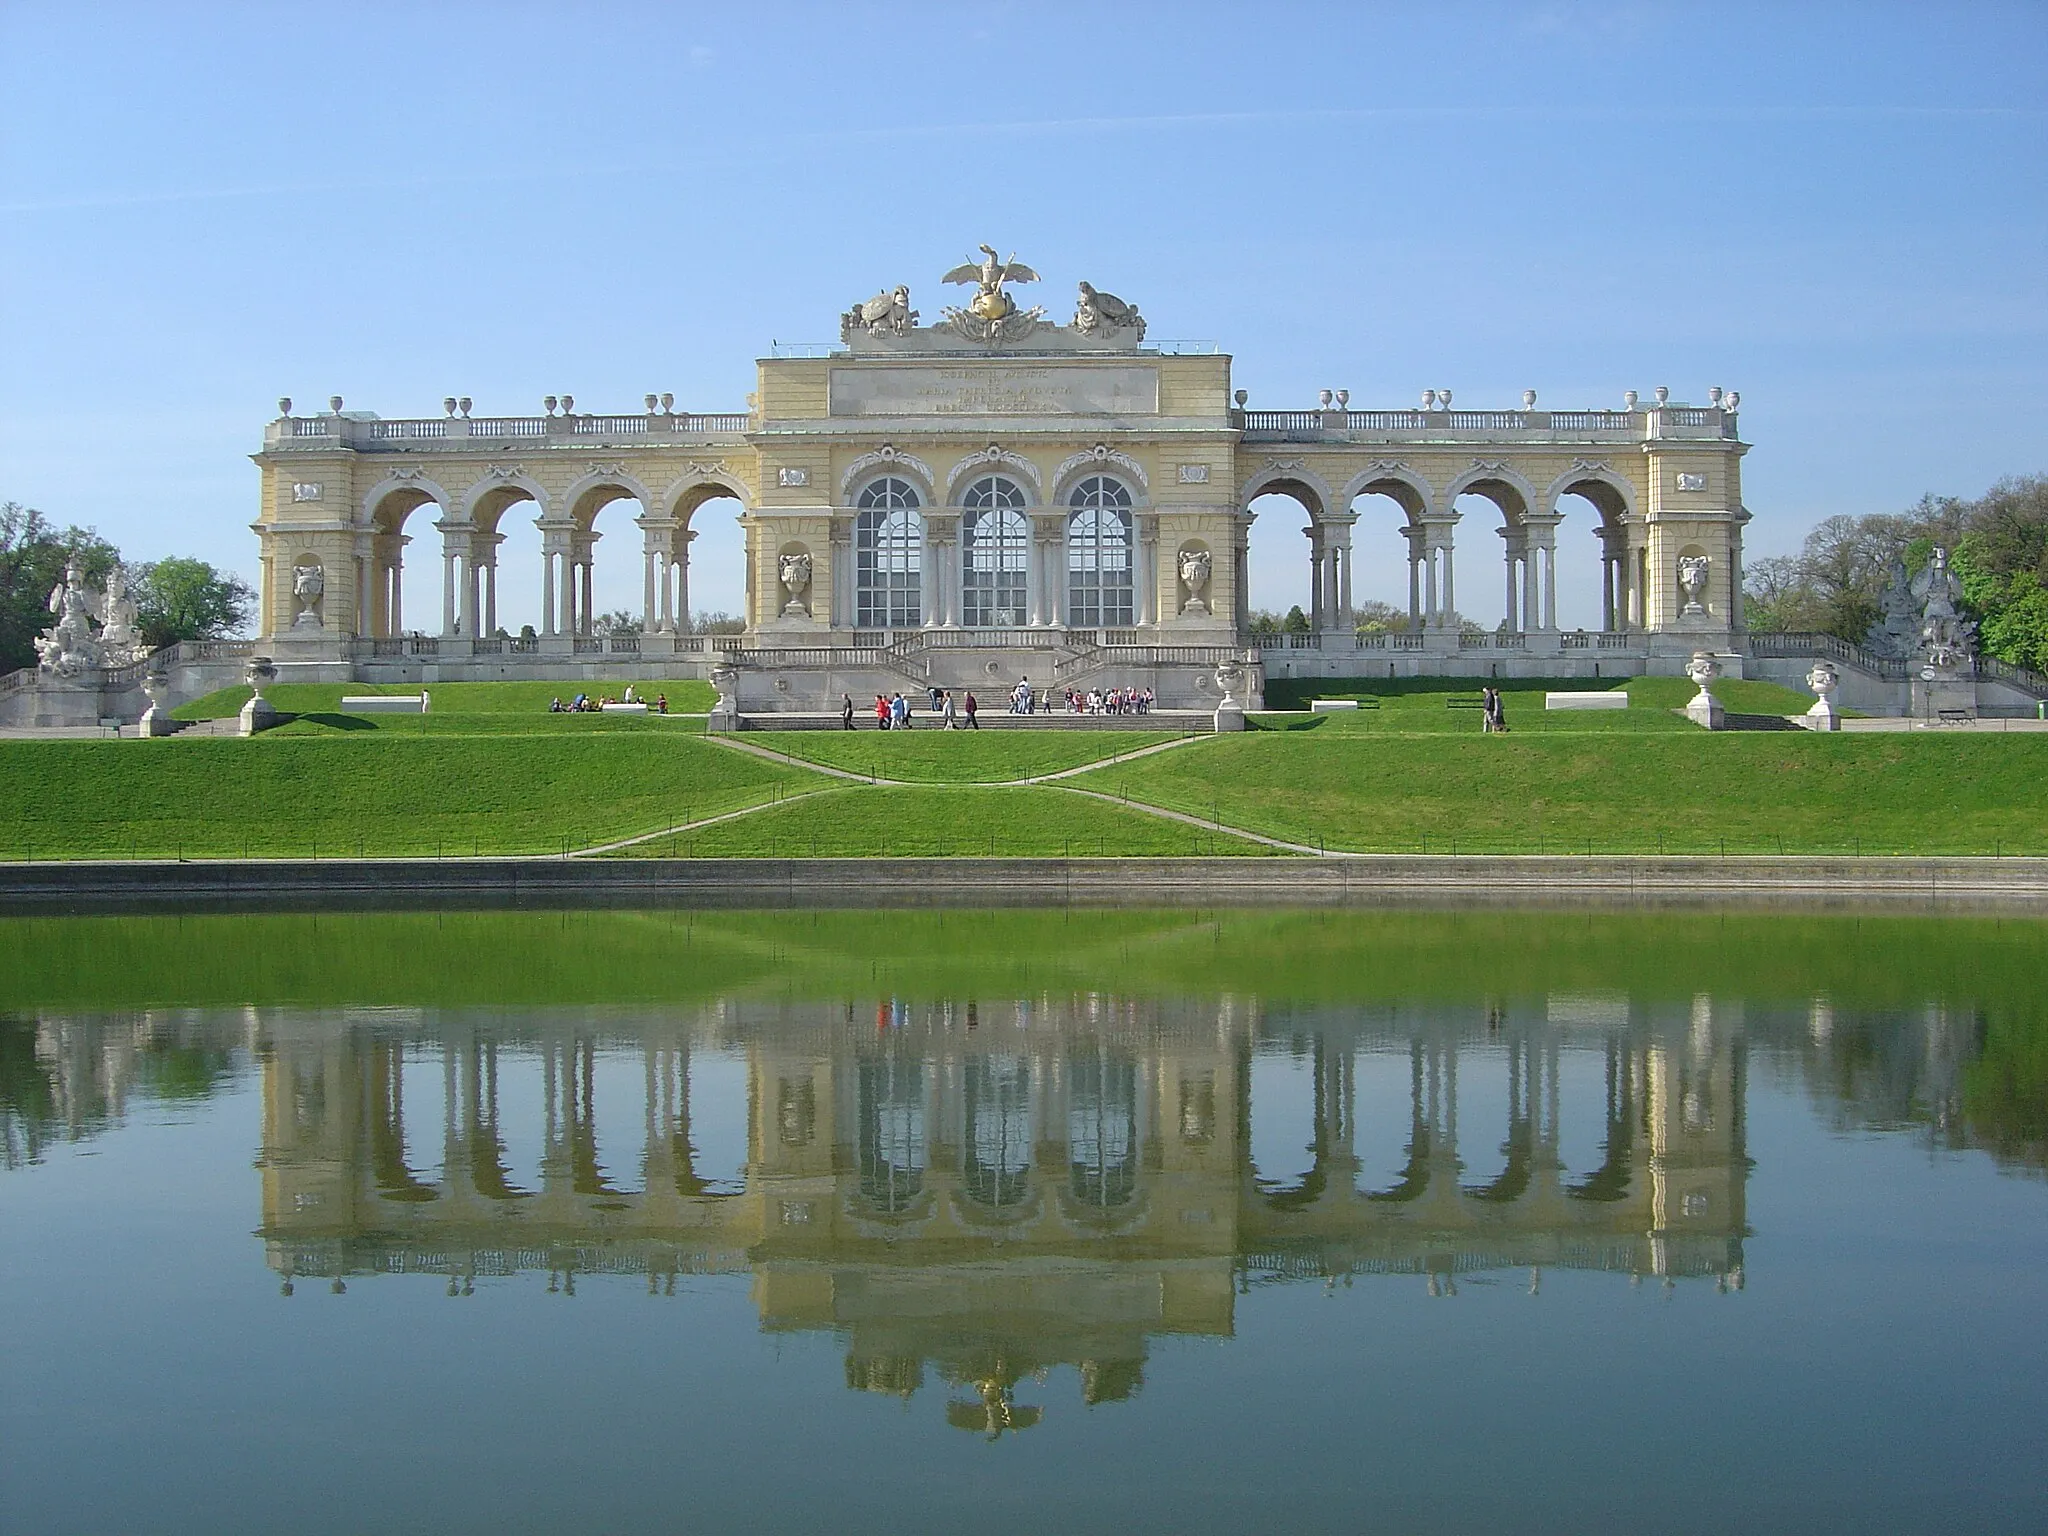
610;784;1277;857
0;734;818;858
1082;730;2048;854
745;730;1178;782
175;678;717;719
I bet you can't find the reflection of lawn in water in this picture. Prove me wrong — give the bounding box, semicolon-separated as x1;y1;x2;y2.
611;785;1276;858
0;734;813;859
746;729;1179;782
3;907;2043;1015
1082;729;2048;855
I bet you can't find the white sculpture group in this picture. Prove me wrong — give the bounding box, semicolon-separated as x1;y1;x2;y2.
36;562;146;677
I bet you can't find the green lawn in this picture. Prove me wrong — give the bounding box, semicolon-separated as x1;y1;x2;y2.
175;678;716;720
1255;675;1817;732
0;734;818;859
607;784;1278;857
744;729;1181;782
1077;731;2048;855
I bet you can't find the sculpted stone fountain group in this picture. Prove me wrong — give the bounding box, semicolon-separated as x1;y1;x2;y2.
843;245;1145;350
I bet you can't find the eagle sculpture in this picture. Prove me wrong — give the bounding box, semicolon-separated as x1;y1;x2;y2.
943;245;1040;322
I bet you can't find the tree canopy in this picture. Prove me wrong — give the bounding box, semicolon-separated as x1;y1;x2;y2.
1744;474;2048;673
0;501;254;672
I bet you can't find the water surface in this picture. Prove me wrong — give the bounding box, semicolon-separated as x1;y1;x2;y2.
3;908;2045;1533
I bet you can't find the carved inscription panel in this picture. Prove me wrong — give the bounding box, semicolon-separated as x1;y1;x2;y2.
828;364;1160;418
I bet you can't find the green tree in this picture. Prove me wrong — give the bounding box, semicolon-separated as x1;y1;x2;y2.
592;609;642;638
0;502;122;672
1282;604;1310;634
129;557;255;650
1352;599;1407;633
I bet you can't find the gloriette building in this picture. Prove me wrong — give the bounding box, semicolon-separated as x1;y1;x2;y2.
237;247;1754;711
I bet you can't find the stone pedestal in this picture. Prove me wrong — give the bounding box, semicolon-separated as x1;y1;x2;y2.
1684;691;1725;730
239;656;280;736
1802;697;1841;732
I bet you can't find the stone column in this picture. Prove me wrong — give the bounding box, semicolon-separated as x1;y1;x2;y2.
1500;529;1521;631
642;543;660;631
677;529;695;633
1136;515;1159;627
441;550;457;636
541;552;557;637
1306;530;1324;631
580;559;594;635
389;560;403;636
1406;528;1423;629
1337;531;1353;629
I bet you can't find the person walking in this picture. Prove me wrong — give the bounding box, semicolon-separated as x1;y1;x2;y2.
841;693;855;730
942;690;958;729
964;690;979;728
891;692;909;729
875;693;891;729
1482;686;1508;734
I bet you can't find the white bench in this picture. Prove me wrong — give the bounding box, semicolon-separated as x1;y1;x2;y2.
1310;699;1360;712
341;695;427;713
599;702;650;713
1545;691;1629;711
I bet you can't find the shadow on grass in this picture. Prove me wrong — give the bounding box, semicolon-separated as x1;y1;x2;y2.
1246;713;1330;732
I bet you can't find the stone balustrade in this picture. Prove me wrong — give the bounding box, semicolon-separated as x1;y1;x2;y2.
268;409;752;451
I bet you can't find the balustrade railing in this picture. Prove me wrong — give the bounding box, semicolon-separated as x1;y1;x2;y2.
1745;631;1908;679
1548;411;1637;432
466;417;549;437
367;420;448;439
274;410;753;449
1975;654;2048;697
0;666;34;695
290;419;334;437
1346;411;1426;431
572;637;604;654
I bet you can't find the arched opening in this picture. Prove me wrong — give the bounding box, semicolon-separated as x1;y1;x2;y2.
1247;1043;1320;1204
563;482;651;637
669;485;746;633
854;476;924;631
961;474;1029;628
1452;477;1535;633
1245;482;1322;634
1555;479;1633;633
1342;480;1431;632
1067;475;1135;630
469;483;541;640
363;486;442;638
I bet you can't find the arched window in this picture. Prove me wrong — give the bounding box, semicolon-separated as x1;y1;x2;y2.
961;475;1029;628
1069;1050;1139;1210
857;1056;925;1213
963;1054;1032;1209
1067;475;1134;628
855;476;923;629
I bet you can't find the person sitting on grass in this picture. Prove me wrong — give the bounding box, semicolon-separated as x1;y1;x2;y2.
549;697;564;713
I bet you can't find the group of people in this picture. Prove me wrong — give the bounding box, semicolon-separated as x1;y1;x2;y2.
1065;685;1153;715
549;686;668;714
1480;686;1509;733
853;690;982;729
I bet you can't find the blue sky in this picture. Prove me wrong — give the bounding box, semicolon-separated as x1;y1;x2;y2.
3;0;2042;631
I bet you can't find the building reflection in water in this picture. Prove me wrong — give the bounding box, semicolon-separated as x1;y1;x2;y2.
251;994;1749;1434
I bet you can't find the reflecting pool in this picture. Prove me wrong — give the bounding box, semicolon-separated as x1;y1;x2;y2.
3;908;2047;1533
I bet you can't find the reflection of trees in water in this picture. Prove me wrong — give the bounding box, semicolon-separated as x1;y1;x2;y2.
0;1013;240;1169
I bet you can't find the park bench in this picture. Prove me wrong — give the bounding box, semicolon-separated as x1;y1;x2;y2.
1310;698;1379;712
599;702;650;713
1445;694;1486;711
1937;709;1973;725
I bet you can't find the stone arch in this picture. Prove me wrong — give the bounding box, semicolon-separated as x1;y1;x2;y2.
1338;465;1435;524
1052;445;1149;504
1540;464;1634;526
839;446;936;506
944;447;1042;504
563;470;655;532
361;472;453;531
1441;461;1540;523
1238;461;1334;517
660;471;751;526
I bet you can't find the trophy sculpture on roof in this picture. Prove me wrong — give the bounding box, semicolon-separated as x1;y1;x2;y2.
942;245;1049;344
